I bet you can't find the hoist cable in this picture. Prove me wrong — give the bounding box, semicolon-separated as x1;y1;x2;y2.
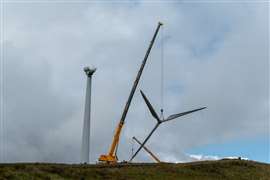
160;26;165;119
131;137;134;159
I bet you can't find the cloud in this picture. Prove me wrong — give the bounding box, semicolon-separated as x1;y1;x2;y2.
1;2;268;163
160;153;248;163
187;154;248;162
188;154;219;161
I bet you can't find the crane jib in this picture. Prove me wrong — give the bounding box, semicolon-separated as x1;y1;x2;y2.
119;22;163;124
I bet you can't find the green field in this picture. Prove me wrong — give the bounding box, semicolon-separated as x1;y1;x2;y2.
0;159;269;180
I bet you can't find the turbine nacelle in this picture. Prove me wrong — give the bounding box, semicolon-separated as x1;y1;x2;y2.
84;66;96;77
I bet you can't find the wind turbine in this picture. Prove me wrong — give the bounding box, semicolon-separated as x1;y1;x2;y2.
81;67;96;164
129;90;206;162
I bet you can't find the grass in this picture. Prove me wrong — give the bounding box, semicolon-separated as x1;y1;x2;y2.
0;159;269;180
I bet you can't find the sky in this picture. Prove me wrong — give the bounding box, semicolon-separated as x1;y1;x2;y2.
0;1;269;163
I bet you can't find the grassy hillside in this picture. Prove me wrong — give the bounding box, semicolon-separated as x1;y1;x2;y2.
0;159;269;180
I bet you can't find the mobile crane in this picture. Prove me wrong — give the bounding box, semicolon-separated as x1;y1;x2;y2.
98;22;163;163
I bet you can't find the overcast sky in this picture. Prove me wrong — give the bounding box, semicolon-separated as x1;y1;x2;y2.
0;1;269;163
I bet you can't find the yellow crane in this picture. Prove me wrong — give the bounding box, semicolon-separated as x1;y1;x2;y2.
132;136;161;163
98;22;163;163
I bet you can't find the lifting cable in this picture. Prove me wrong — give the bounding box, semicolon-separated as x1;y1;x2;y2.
131;137;135;159
160;26;165;120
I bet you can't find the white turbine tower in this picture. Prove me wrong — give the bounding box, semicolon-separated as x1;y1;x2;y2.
81;67;96;164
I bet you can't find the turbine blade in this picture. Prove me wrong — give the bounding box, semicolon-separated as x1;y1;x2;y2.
140;90;160;121
164;107;206;122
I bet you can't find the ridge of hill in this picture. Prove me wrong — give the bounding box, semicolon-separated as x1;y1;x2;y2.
0;159;269;180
